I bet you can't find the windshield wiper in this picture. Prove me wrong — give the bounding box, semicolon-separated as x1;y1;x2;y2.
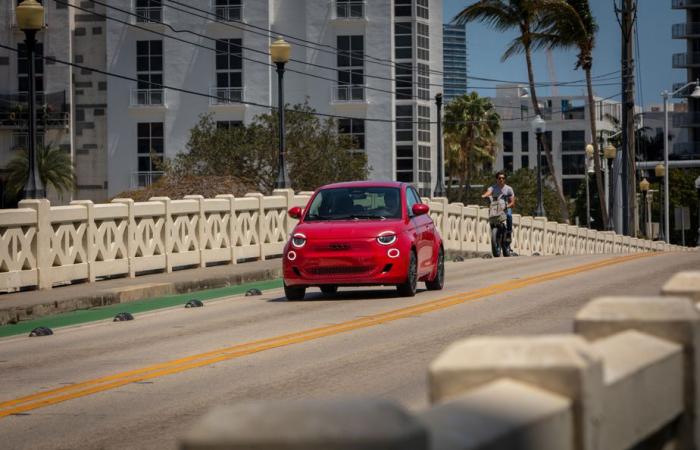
349;214;386;220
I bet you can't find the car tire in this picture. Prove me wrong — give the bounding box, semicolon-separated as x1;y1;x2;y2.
284;283;306;301
425;247;444;291
320;285;338;295
397;250;418;297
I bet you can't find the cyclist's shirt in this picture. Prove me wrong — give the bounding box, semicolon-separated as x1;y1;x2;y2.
488;184;514;204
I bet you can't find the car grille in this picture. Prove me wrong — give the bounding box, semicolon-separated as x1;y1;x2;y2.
308;266;372;275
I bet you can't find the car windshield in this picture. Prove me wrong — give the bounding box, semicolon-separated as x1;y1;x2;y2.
305;187;402;221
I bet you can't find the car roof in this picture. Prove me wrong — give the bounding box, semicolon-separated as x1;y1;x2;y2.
316;180;405;191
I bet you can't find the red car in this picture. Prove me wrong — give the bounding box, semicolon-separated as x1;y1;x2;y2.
282;181;444;300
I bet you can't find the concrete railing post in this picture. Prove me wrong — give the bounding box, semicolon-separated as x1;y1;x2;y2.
245;193;265;261
179;399;428;450
70;200;96;282
111;198;136;278
18;199;51;289
428;335;603;450
273;188;295;236
150;197;173;272
215;194;237;265
184;195;206;268
662;271;700;304
575;296;700;449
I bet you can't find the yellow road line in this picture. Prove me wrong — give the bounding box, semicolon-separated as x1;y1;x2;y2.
0;252;657;418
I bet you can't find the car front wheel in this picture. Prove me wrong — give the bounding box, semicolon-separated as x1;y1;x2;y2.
284;283;306;301
425;247;444;291
397;250;418;297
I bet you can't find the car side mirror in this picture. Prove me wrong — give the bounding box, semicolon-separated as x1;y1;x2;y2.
412;203;429;216
288;206;303;219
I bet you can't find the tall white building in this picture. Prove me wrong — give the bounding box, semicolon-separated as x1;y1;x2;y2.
491;85;621;199
106;0;444;197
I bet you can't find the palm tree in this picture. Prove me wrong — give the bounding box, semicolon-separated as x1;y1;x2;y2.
453;0;571;222
6;145;76;197
538;0;608;227
443;92;500;202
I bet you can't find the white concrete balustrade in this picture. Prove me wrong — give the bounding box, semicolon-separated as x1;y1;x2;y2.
0;190;688;292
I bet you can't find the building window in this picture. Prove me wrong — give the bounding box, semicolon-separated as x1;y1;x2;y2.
336;0;364;19
417;0;429;19
561;99;585;120
215;39;243;103
137;122;164;175
337;36;364;101
521;154;529;168
394;0;411;17
394;22;413;60
521;131;529;153
135;0;162;23
417;63;429;100
520;103;529;120
136;40;163;95
17;42;43;93
339;118;365;152
396;104;413;142
503;132;513;153
396;145;413;182
561;130;585;152
214;0;242;22
417;22;429;61
217;120;242;130
417;105;430;142
418;145;431;184
562;154;585;175
503;155;513;173
563;179;582;198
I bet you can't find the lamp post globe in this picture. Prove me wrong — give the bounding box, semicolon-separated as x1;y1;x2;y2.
16;0;46;199
530;115;546;217
655;163;665;178
270;37;291;189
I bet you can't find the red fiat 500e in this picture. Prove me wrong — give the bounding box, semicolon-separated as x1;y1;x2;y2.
282;181;444;300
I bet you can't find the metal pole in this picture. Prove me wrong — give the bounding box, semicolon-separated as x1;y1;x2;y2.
663;94;670;243
23;29;45;199
647;191;652;239
697;185;700;246
659;181;665;242
433;93;445;197
275;61;289;189
585;172;590;228
607;158;614;230
535;131;545;217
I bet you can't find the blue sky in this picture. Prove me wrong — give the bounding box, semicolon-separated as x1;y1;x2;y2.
443;1;685;109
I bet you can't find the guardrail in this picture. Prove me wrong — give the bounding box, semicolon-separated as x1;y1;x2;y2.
180;271;700;450
0;190;686;292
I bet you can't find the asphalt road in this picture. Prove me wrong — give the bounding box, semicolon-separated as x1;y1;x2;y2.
0;251;698;450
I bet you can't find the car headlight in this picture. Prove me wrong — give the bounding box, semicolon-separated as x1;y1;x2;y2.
291;233;307;248
376;232;397;246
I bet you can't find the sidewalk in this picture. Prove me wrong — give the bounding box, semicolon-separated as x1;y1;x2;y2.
0;258;284;326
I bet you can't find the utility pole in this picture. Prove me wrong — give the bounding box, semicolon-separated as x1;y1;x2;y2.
615;0;637;236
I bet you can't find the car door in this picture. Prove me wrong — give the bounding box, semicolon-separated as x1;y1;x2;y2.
406;188;429;276
408;187;434;275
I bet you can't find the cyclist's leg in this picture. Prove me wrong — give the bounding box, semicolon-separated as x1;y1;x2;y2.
506;208;513;246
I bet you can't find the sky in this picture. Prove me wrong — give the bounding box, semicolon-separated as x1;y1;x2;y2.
443;0;685;109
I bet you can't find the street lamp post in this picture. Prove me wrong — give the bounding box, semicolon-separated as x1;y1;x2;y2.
661;80;700;243
695;176;700;246
531;115;546;217
433;93;445;197
604;142;617;230
16;0;45;199
656;163;665;242
585;144;594;228
639;177;650;238
270;37;291;189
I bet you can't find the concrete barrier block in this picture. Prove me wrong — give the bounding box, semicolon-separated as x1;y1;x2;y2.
662;271;700;303
592;330;683;450
428;335;603;450
179;398;428;450
575;296;700;449
420;378;573;450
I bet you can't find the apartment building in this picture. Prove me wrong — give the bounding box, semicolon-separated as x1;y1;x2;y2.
0;0;108;206
106;0;443;197
442;23;467;103
672;0;700;159
491;85;621;199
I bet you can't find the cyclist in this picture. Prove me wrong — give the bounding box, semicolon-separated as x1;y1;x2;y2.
482;171;516;253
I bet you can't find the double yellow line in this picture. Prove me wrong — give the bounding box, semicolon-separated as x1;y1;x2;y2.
0;252;657;418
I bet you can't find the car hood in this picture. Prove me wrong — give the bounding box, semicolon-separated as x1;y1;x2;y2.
293;220;404;239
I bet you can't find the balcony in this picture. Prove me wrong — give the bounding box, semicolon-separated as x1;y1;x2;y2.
131;171;164;189
332;84;366;103
672;52;700;68
672;0;700;8
134;6;163;24
209;87;244;105
212;4;243;21
11;132;44;150
333;1;366;20
672;23;700;38
130;89;166;107
0;91;70;129
673;112;700;127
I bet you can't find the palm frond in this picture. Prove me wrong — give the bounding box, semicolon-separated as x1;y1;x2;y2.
453;0;518;33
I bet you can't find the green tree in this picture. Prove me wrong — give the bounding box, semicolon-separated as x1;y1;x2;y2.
538;0;608;227
6;145;76;197
167;103;368;194
443;92;500;203
453;0;570;223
